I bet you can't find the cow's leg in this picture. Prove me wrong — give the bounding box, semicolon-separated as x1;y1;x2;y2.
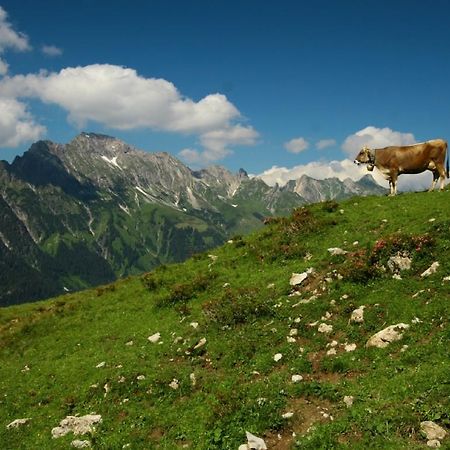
429;171;438;192
389;173;398;196
437;165;446;191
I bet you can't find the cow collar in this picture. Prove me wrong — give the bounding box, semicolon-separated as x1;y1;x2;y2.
366;148;376;168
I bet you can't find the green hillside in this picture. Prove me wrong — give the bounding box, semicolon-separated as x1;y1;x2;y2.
1;191;449;449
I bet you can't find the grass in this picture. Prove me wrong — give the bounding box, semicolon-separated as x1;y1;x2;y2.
1;190;449;449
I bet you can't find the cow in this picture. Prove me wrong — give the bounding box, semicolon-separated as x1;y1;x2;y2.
354;139;449;196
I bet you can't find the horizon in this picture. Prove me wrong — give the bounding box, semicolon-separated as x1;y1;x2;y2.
1;1;449;192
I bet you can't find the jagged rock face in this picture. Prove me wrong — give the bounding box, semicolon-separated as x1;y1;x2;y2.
0;133;385;306
282;174;386;203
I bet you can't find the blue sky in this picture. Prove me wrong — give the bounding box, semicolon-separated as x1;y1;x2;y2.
1;0;450;188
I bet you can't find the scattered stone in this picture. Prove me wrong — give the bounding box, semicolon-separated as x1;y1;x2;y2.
273;353;283;362
21;365;30;372
290;268;314;286
326;348;337;356
95;361;106;368
343;396;354;408
427;439;441;448
366;323;409;348
286;336;296;343
239;431;267;450
327;247;348;256
118;376;125;383
318;323;333;334
289;328;298;336
344;343;357;352
321;311;332;320
304;252;313;261
7;418;31;429
387;253;412;273
190;372;196;386
169;379;179;390
443;276;450;282
136;375;146;381
282;412;294;419
400;345;409;352
294;317;302;323
350;306;365;324
125;340;133;346
208;254;218;262
51;414;102;439
71;440;91;448
267;283;275;289
353;241;359;246
148;332;161;343
103;383;110;396
392;274;402;280
412;289;425;298
194;338;207;349
223;282;230;288
411;317;422;324
339;209;344;214
291;374;303;383
421;262;440;278
420;421;447;441
428;218;436;222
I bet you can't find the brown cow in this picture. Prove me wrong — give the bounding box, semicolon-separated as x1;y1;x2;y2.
354;139;449;195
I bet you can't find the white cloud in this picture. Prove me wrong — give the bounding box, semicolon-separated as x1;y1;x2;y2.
258;158;441;193
316;138;336;150
0;64;257;161
41;44;63;57
342;126;416;157
0;97;45;147
0;6;31;75
284;137;309;153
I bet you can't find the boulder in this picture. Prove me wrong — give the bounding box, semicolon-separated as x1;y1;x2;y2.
421;262;440;278
289;268;314;286
420;421;447;441
51;414;102;439
366;323;409;348
387;253;411;273
350;306;365;324
239;431;267;450
7;418;31;429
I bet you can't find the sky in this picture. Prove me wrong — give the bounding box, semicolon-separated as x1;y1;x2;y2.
1;0;450;191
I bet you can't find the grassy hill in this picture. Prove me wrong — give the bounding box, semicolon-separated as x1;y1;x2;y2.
1;190;449;449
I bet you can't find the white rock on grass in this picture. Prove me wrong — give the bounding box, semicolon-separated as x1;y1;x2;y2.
190;322;199;329
95;361;106;368
289;269;314;286
193;338;207;349
190;372;196;386
326;348;337;356
169;379;179;390
238;431;267;450
421;262;440;278
420;421;447;441
282;412;294;419
366;323;410;348
344;343;357;352
291;374;303;383
327;247;348;256
350;306;365;324
136;375;146;381
147;332;161;343
273;353;283;362
443;275;450;281
387;254;412;273
343;396;354;408
51;415;102;439
318;323;333;334
427;439;441;448
71;440;91;448
7;418;31;429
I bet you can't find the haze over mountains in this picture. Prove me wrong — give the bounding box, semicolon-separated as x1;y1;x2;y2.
0;133;385;306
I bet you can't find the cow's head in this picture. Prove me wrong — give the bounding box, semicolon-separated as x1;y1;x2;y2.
354;145;375;167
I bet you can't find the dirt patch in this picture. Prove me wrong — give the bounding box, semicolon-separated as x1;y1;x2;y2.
265;397;335;449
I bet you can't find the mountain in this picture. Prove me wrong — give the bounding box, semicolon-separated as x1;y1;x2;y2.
282;173;386;203
1;191;448;449
0;133;385;306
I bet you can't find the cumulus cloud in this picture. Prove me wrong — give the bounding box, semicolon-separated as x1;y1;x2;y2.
41;44;63;57
0;97;45;147
342;126;416;157
0;64;257;160
258;158;440;193
316;138;336;150
0;6;31;75
284;137;309;153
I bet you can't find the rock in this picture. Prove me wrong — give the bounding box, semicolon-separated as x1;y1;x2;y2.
350;306;365;324
7;418;31;429
51;415;102;438
190;322;199;328
328;247;348;256
125;340;133;346
421;262;440;278
286;336;296;343
193;337;206;349
326;348;337;356
443;275;450;281
318;323;333;334
239;431;267;450
190;372;196;386
289;328;298;336
169;379;179;390
344;343;357;352
136;375;146;381
273;353;283;362
291;374;303;383
148;332;161;343
343;396;354;408
95;361;105;368
282;412;294;419
392;274;402;280
420;421;447;441
387;253;412;273
71;440;91;448
427;439;441;448
290;268;314;286
366;323;409;348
